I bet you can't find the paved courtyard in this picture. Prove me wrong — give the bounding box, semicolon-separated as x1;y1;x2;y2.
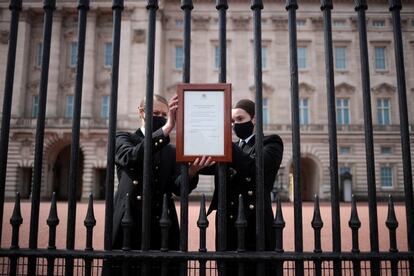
1;200;409;252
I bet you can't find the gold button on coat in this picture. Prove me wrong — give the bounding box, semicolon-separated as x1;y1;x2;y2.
159;139;163;143
133;180;139;185
246;177;251;182
136;195;142;200
249;204;254;210
248;190;253;196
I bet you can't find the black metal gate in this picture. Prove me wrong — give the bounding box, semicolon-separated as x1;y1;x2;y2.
0;0;413;275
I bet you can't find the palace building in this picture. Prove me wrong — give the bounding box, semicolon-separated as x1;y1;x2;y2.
0;0;413;201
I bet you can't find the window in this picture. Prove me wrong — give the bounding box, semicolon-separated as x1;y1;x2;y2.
65;95;74;118
299;98;309;124
262;47;268;69
339;166;351;175
69;41;78;68
373;20;385;27
333;20;346;27
377;98;391;125
380;146;392;155
32;95;39;118
101;95;110;118
335;47;347;70
175;46;183;69
297;47;307;69
336;98;350;125
296;19;306;26
104;42;112;67
214;46;220;69
263;98;269;125
36;42;43;67
175;19;183;28
380;166;393;188
374;47;387;70
339;146;351;155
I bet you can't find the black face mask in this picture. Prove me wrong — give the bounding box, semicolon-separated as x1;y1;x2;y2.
152;116;167;131
234;121;254;140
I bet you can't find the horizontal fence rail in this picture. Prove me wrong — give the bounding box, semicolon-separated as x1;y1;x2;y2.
0;0;413;275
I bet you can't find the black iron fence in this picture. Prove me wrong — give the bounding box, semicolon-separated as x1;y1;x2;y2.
0;0;413;275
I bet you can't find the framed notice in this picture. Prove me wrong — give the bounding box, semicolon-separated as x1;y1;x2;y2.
176;83;232;162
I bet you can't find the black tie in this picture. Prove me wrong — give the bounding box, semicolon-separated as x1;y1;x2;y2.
240;140;246;150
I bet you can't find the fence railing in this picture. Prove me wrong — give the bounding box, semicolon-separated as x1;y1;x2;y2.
0;0;413;275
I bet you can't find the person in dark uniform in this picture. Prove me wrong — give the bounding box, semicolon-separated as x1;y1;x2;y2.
204;99;284;275
112;94;212;273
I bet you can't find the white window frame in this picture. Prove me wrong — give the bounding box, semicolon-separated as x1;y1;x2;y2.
334;46;347;70
69;41;78;68
35;42;43;68
32;95;39;118
374;46;387;71
101;95;110;119
65;95;74;118
104;42;113;68
175;45;184;70
377;98;391;125
380;165;394;189
299;98;310;125
262;97;269;126
297;47;307;70
336;98;350;125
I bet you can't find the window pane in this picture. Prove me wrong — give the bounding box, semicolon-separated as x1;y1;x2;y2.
32;95;39;118
104;42;113;67
296;19;306;26
339;147;351;154
65;95;74;118
70;42;78;67
298;47;307;69
381;147;392;154
101;95;110;118
36;42;43;67
377;98;390;125
299;98;309;124
375;47;386;70
214;46;220;69
335;47;346;69
262;47;267;69
380;166;393;187
336;98;350;125
175;46;183;69
373;20;385;27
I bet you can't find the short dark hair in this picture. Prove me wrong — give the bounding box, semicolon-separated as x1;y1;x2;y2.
139;94;168;110
234;99;255;118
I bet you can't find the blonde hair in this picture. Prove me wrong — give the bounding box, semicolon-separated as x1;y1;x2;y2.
139;94;168;110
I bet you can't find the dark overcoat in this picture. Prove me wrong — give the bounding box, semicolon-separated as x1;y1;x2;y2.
207;134;284;251
112;128;198;250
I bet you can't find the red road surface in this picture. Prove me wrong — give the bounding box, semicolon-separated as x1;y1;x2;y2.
1;201;409;252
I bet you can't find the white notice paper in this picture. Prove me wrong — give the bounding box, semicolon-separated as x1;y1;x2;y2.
184;91;224;156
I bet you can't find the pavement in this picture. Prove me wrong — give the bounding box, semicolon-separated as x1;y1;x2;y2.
1;200;409;252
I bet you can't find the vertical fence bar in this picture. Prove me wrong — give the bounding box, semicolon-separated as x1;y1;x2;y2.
65;1;89;275
84;194;96;276
251;0;265;274
46;193;59;276
285;0;304;274
386;195;399;276
28;1;56;274
388;1;414;274
141;1;158;275
0;0;22;243
349;195;361;276
353;0;381;274
311;195;323;276
273;197;285;275
319;0;341;274
160;194;171;276
197;195;208;276
235;195;247;276
216;0;228;275
9;193;22;276
122;194;133;275
103;0;124;274
180;0;192;275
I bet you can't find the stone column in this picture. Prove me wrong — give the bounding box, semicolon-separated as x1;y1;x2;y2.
81;12;96;119
12;10;32;117
46;10;62;117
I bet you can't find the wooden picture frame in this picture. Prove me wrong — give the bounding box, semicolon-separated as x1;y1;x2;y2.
176;83;232;162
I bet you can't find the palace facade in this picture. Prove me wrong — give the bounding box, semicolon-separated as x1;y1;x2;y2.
0;0;413;201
